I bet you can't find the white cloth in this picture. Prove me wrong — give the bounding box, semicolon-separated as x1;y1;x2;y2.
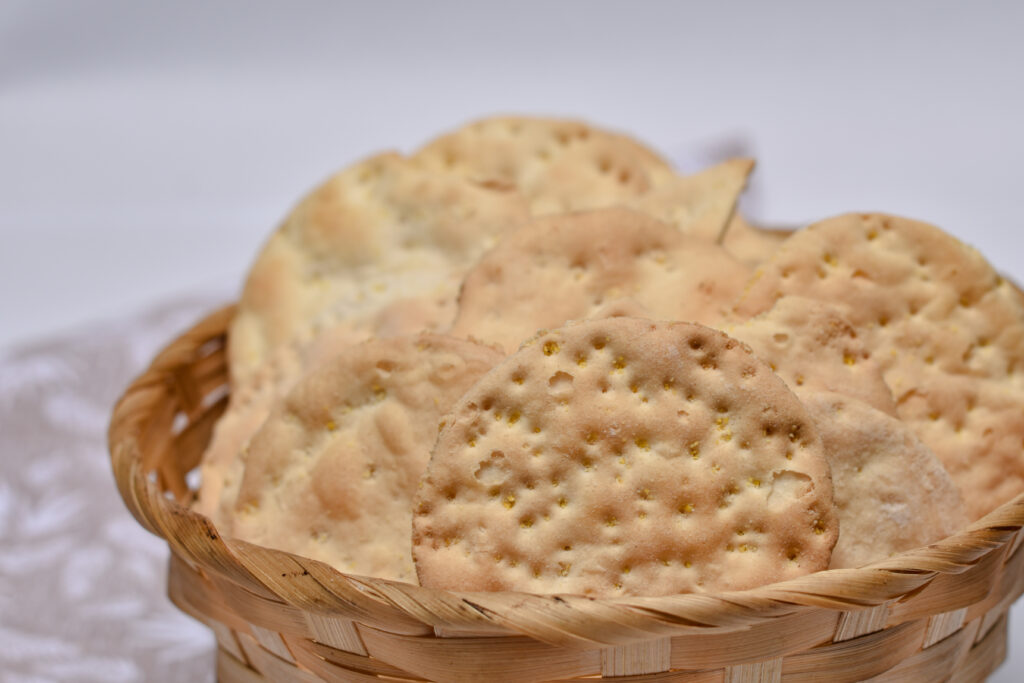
0;296;222;682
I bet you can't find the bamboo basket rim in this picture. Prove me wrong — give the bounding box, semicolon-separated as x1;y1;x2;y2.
108;303;1024;649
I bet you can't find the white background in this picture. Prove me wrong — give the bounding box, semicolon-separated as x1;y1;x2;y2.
2;1;1023;679
3;1;1024;349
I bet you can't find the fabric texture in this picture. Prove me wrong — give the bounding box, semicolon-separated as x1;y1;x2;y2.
0;294;223;683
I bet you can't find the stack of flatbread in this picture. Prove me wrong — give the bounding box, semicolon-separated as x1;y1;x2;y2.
193;116;1021;597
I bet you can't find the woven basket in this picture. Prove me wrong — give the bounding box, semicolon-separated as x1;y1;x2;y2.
108;305;1024;682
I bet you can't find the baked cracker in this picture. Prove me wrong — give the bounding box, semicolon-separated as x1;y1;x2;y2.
197;292;454;529
625;159;755;242
451;208;751;352
413;317;837;596
229;152;529;385
728;296;897;415
412;116;672;215
804;392;968;568
734;212;1024;519
230;334;502;581
722;214;789;268
414;116;753;243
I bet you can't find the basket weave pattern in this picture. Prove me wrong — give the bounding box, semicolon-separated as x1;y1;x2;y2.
108;306;1024;682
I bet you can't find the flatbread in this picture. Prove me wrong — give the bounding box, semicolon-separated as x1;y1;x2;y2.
625;159;755;242
734;212;1024;518
805;392;968;568
229;152;529;384
728;296;897;415
201;153;528;524
412;116;673;215
414;116;753;242
413;318;837;596
231;334;502;581
722;215;789;268
451;208;751;352
197;292;454;529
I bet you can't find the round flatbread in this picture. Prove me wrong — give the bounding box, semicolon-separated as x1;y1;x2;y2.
625;159;755;242
734;213;1024;519
451;208;751;352
721;215;789;268
804;392;968;568
229;152;529;385
411;116;672;215
728;296;896;416
230;334;503;582
197;292;454;529
413;318;837;596
202;153;528;525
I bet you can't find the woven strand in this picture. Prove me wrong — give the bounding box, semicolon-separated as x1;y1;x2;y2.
108;307;1024;680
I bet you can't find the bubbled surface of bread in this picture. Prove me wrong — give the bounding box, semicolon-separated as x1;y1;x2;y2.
411;116;674;216
728;296;897;416
451;208;751;353
735;213;1024;518
198;293;456;529
230;334;502;581
229;152;529;385
413;318;837;597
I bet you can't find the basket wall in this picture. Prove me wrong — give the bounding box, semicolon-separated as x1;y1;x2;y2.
108;306;1024;682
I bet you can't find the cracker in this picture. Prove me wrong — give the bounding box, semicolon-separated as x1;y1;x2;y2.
451;208;752;353
804;392;967;568
734;213;1024;518
413;318;837;596
415;117;753;243
896;373;1024;521
728;297;897;416
625;159;755;242
411;116;673;215
228;152;529;384
721;214;789;268
197;292;454;529
209;152;526;526
230;334;502;582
